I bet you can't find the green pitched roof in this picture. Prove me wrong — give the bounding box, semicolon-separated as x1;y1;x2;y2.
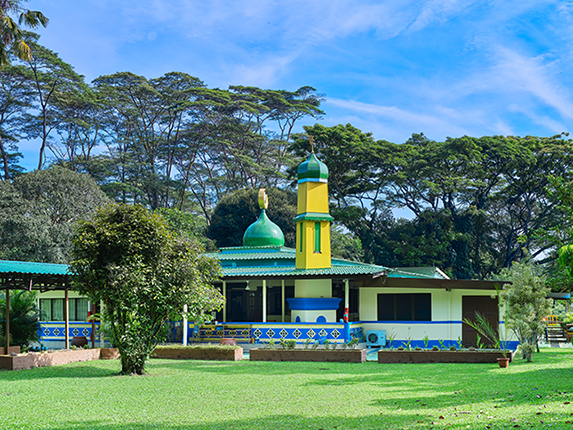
206;245;448;280
221;265;384;278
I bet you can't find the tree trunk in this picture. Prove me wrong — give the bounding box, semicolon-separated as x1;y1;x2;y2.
120;350;148;375
0;135;9;180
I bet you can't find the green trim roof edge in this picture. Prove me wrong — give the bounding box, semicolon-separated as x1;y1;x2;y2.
293;212;334;222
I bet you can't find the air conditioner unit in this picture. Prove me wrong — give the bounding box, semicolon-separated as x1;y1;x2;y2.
366;330;386;348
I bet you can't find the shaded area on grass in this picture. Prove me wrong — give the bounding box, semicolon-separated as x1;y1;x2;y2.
30;410;573;430
0;349;571;429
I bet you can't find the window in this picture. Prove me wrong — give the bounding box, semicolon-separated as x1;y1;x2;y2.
314;222;321;253
39;298;89;321
377;293;431;321
299;222;304;253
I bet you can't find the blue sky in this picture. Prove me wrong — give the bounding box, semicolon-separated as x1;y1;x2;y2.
21;0;573;170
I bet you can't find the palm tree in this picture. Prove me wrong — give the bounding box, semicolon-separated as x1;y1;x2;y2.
0;0;48;67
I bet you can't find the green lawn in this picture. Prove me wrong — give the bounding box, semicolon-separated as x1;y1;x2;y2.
0;348;572;429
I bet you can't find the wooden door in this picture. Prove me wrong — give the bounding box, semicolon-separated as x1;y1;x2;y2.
462;295;499;347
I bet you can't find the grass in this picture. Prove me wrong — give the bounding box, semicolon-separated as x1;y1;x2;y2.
0;348;571;429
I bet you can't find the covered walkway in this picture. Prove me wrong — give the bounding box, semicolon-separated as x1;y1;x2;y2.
0;260;73;353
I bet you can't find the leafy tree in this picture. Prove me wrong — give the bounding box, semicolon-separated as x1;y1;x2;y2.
0;1;48;67
295;125;573;279
154;207;215;251
331;226;364;261
0;290;42;347
71;204;224;375
0;166;110;262
207;188;297;248
498;259;551;362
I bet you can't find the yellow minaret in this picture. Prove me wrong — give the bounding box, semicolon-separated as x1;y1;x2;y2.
295;145;332;269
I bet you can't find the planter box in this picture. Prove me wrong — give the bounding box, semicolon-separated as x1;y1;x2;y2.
249;348;367;363
100;348;120;360
1;346;21;355
152;347;243;361
0;348;101;371
377;349;514;364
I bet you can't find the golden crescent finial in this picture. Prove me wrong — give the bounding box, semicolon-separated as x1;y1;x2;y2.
258;188;268;209
309;135;315;153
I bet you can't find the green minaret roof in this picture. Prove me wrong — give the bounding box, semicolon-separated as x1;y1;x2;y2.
242;209;285;247
297;153;328;182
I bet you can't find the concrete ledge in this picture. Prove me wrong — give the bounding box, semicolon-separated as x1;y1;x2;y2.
377;349;514;364
250;348;366;363
0;348;101;370
152;347;243;361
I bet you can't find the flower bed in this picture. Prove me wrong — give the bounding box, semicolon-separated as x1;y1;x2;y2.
0;348;101;371
152;345;243;361
377;349;514;364
249;348;367;363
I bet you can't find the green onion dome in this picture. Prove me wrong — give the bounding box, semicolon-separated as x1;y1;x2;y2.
242;209;285;247
297;153;328;182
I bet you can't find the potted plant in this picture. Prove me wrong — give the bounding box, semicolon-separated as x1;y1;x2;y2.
463;311;511;367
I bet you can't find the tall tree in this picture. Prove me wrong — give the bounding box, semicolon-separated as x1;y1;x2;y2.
0;63;34;179
0;166;110;263
22;36;88;170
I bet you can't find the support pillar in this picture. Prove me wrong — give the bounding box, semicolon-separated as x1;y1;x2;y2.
262;280;267;323
100;300;104;347
5;287;9;355
64;287;69;349
182;304;188;346
91;302;96;348
281;280;285;322
344;279;349;312
222;281;227;322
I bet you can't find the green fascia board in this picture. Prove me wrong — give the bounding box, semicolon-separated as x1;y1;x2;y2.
221;265;385;278
208;251;296;261
293;212;334;222
0;259;70;276
217;246;290;253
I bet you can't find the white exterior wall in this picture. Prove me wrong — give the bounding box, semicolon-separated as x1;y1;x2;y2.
360;287;502;345
294;279;332;298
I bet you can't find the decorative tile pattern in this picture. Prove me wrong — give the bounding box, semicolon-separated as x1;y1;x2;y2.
241;330;250;336
266;329;275;338
253;328;262;338
229;330;237;336
53;328;60;336
82;328;90;336
279;329;288;338
331;329;341;339
318;329;327;337
43;328;50;336
293;329;302;339
306;329;316;339
72;328;79;336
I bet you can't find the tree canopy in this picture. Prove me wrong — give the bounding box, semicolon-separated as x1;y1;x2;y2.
0;165;109;262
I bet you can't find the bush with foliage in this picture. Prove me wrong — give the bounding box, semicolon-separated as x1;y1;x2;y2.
71;204;224;374
498;259;551;362
0;291;42;347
